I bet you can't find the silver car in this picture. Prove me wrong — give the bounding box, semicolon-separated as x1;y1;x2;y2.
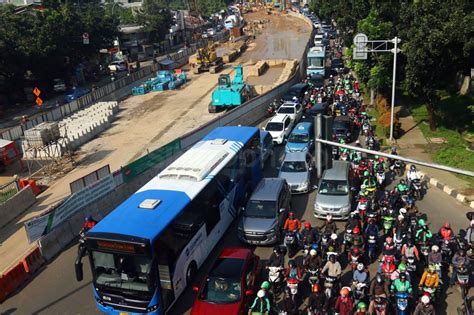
314;160;352;220
278;151;313;194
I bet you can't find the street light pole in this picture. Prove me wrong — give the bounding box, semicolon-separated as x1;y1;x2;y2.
389;37;400;142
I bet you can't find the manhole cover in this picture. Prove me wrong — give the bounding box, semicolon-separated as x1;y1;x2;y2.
427;137;447;144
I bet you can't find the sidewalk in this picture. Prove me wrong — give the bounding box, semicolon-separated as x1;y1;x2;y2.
394;105;474;199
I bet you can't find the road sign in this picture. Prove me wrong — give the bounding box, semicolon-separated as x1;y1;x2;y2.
35;97;43;106
83;32;89;45
353;48;367;60
353;33;368;49
33;87;41;97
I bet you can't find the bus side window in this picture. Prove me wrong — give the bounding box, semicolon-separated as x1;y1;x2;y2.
199;179;221;235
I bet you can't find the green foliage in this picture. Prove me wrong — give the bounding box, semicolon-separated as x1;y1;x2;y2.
137;0;173;43
197;0;226;17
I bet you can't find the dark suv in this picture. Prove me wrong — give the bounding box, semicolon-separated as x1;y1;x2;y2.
332;116;354;142
282;83;309;102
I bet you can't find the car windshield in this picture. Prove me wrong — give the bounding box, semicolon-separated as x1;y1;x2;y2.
308;57;323;67
332;60;343;67
200;276;242;304
245;200;276;218
91;251;152;293
318;180;348;195
266;122;283;131
288;133;309;143
333;120;349;129
281;161;307;172
278;107;295;114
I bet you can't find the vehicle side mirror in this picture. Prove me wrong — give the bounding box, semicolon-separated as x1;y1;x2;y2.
193;285;200;293
312;185;318;190
245;289;254;296
75;260;83;282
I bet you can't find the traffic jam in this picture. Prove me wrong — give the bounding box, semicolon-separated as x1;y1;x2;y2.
188;20;472;315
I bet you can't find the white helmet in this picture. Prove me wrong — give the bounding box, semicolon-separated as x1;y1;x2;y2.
431;245;439;252
398;214;404;221
399;208;407;215
331;233;338;240
257;289;265;298
357;263;364;271
310;249;317;256
421;295;430;304
355;140;360;144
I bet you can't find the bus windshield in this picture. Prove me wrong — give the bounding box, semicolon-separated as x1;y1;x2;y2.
91;251;153;293
308;57;323;68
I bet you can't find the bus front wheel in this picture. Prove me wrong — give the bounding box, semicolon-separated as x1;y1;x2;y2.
186;261;197;285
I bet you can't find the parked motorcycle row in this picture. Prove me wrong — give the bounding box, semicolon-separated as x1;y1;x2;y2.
249;47;472;315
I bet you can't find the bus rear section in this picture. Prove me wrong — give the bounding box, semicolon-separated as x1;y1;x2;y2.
306;45;326;77
75;126;263;314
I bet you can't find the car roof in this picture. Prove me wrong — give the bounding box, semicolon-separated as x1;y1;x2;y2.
283;151;308;162
251;178;285;201
291;122;313;134
334;115;352;122
322;160;349;180
268;114;289;123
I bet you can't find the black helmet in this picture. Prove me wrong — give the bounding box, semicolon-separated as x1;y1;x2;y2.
329;254;336;262
459;249;466;257
376;273;384;283
273;246;281;254
289;260;296;268
407;238;414;246
410;165;416;171
384;190;390;197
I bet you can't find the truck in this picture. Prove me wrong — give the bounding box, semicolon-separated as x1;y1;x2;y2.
209;65;253;113
306;45;326;77
189;45;224;74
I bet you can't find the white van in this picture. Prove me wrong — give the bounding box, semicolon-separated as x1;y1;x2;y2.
264;114;294;145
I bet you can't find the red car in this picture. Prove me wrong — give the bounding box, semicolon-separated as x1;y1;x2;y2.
191;248;260;315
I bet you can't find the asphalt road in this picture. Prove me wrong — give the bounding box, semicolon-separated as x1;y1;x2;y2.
1;139;471;314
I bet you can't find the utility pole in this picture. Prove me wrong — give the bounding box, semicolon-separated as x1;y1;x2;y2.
353;34;401;142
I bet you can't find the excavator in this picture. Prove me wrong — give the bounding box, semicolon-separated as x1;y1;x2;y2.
189;43;224;74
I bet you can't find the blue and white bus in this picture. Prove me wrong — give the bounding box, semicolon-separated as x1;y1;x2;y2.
306;45;326;77
75;126;262;314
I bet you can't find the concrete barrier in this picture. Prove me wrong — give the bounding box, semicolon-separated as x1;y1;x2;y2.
0;186;36;229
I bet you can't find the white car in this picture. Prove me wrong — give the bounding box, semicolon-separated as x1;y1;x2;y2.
276;102;303;124
108;61;128;72
314;34;325;46
264;114;294;145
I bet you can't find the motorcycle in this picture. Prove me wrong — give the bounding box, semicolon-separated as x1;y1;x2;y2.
457;265;470;299
357;197;369;222
420;286;437;303
394;292;410;315
348;247;363;270
367;234;378;263
352;281;368;308
285;231;299;258
394;229;406;253
268;266;285;296
286;278;299;300
440;239;454;268
362;122;370;136
390;160;404;177
342;228;352;253
374;296;388;315
307;266;320;287
323;275;337;300
406;256;417;275
409;178;423;200
417;240;431;261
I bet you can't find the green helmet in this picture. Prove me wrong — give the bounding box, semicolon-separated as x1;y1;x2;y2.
428;264;435;273
374;155;379;159
398;263;406;272
418;218;426;226
364;171;370;177
261;281;270;290
357;301;367;310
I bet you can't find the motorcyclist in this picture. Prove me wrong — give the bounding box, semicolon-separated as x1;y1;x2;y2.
362;171;376;190
81;216;97;233
390;271;412;294
406;164;422;185
305;248;322;271
306;283;325;314
378;190;392;209
465;219;474;245
322;254;342;280
390;262;411;282
368;273;390;314
413;294;435;315
350;226;365;250
280;286;298;315
365;218;379;237
395;179;410;195
383;236;396;258
283;212;302;239
394;214;408;236
439;222;454;241
320;214;337;235
355;302;367;315
285;260;302;281
415;219;433;243
353;263;369;288
401;238;421;262
374;156;386;172
346;211;361;230
419;264;440;294
335;287;353;315
301;222;319;246
267;246;285;268
248;289;271;315
450;249;470;286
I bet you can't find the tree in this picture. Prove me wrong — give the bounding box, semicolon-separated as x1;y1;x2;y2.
137;0;173;43
400;0;472;130
197;0;226;17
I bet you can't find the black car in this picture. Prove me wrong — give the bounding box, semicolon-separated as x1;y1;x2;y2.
332;116;354;142
331;58;345;75
308;74;324;89
282;83;309;102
